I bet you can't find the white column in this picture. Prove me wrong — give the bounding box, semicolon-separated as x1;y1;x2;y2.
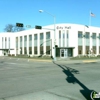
96;34;99;55
43;32;46;55
27;35;29;56
32;34;34;55
56;30;58;46
61;30;63;47
38;33;40;56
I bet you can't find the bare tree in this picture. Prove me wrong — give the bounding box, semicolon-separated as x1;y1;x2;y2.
4;24;25;32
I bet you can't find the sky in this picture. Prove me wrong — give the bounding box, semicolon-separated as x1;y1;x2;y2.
0;0;100;32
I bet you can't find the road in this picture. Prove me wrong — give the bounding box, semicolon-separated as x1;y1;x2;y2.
0;57;100;100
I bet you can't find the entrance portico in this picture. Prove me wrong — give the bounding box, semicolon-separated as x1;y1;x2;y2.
56;47;75;58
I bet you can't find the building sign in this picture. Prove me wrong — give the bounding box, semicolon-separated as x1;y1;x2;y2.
56;26;71;29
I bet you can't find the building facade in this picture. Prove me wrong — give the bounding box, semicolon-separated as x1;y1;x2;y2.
0;23;100;58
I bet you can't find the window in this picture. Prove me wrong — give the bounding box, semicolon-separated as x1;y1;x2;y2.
24;36;27;41
20;36;22;47
29;35;32;41
46;32;50;39
78;46;82;54
16;37;18;48
67;30;69;38
5;37;7;42
92;33;96;39
40;33;43;40
78;31;83;46
78;31;82;38
2;37;3;48
2;37;3;42
46;32;50;55
20;36;22;42
34;34;37;40
24;36;27;48
34;34;38;54
63;32;65;39
85;32;90;39
40;33;43;54
59;31;61;38
9;37;10;49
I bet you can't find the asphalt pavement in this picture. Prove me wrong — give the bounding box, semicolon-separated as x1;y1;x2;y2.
0;57;100;100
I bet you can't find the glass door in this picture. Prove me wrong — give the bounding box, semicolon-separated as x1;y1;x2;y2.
60;49;68;58
60;49;64;58
64;49;68;58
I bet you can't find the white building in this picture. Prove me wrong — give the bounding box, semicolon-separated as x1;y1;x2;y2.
0;23;100;58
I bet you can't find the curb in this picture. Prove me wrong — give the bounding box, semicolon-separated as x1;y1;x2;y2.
28;59;52;62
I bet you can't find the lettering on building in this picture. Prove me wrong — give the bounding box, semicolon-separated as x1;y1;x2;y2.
56;26;71;29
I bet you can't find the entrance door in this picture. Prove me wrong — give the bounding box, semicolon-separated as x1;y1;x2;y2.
60;49;68;58
60;49;64;58
64;49;68;58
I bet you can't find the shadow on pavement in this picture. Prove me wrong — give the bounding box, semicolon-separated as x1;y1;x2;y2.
53;62;97;100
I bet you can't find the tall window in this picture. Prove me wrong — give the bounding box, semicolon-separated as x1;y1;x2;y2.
92;33;96;54
20;36;22;54
24;36;27;54
16;37;18;48
29;35;32;54
34;34;38;54
9;37;10;49
59;30;61;47
85;32;90;54
46;32;50;54
66;30;69;47
78;31;83;54
40;33;44;55
16;37;18;54
2;37;3;48
63;30;65;47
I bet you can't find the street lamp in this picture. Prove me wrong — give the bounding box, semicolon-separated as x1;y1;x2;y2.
39;10;56;61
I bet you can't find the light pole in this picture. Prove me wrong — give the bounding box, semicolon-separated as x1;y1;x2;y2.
39;10;56;61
